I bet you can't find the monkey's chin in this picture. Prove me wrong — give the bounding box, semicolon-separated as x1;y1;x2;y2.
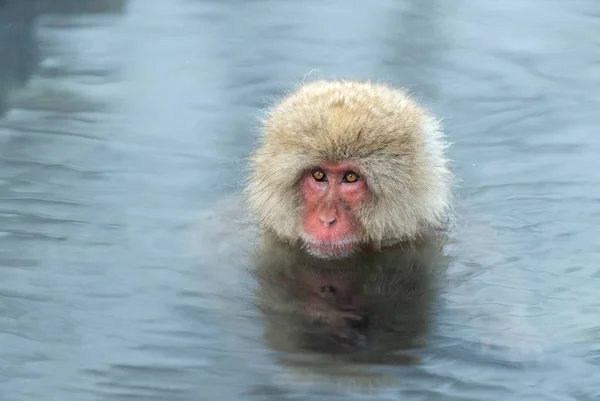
304;240;358;260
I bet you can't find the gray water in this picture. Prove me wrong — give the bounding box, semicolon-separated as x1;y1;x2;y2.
1;0;599;400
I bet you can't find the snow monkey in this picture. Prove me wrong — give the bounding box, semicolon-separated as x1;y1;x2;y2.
245;79;452;260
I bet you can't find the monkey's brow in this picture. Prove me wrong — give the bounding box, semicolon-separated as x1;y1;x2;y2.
355;139;399;157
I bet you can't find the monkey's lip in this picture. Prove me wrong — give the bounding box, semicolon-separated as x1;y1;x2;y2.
304;238;359;258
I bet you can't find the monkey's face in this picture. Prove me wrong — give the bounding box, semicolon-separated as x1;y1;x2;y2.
246;80;452;255
300;162;367;260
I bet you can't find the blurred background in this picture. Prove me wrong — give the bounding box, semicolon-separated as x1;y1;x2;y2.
1;0;599;400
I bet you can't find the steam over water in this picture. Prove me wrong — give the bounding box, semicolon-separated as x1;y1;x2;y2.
1;0;599;400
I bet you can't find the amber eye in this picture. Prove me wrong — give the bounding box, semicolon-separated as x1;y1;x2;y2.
343;171;359;183
312;169;326;181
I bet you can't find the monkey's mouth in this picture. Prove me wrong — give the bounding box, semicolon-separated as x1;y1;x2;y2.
304;238;359;259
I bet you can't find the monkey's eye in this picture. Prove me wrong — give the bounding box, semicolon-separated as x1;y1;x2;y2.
343;171;360;183
312;169;326;181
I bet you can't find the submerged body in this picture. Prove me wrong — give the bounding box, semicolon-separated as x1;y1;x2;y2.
251;229;448;359
246;79;452;260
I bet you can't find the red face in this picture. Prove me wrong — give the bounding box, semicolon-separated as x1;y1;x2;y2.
300;162;368;259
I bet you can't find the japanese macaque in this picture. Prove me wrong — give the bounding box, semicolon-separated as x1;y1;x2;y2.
245;80;452;260
244;79;453;362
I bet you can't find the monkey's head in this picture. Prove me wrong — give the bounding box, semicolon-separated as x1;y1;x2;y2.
246;80;452;259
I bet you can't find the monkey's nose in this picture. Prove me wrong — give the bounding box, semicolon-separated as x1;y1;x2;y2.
319;216;336;226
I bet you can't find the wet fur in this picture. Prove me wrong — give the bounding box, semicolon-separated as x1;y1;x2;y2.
251;232;449;360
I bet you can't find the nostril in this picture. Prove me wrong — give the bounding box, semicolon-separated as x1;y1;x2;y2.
320;217;336;226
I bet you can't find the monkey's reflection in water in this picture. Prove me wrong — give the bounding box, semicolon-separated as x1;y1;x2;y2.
251;234;449;376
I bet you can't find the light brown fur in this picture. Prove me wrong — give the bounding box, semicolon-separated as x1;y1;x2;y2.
245;79;453;250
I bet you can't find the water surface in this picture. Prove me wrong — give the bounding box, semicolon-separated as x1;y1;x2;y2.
1;0;599;400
